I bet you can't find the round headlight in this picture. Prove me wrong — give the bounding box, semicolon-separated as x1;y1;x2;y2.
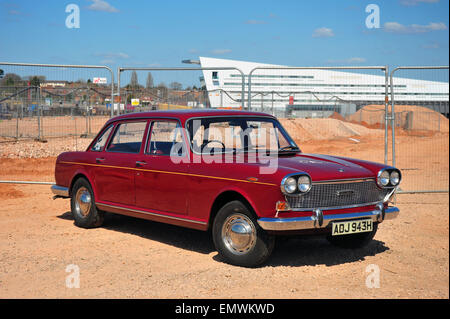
390;171;400;186
283;177;297;194
378;170;390;187
298;175;312;193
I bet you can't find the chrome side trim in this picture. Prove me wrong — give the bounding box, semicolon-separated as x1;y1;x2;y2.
51;185;69;197
257;206;399;231
96;202;207;226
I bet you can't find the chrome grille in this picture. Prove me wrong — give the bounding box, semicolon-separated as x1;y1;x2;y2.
286;179;391;210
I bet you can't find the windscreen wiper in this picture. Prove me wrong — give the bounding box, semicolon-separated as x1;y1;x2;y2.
278;145;301;152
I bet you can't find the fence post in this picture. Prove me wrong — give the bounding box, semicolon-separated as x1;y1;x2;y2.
384;65;389;166
15;113;19;139
85;87;89;135
37;86;42;140
271;91;274;116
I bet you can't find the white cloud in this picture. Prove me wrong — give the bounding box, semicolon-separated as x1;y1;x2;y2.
384;21;447;33
95;52;130;62
312;27;335;38
211;49;232;55
400;0;439;6
87;0;119;13
326;57;367;64
100;59;115;64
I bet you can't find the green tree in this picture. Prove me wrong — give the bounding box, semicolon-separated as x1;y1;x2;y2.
130;71;138;89
169;81;182;90
146;72;154;89
0;73;22;86
30;76;41;87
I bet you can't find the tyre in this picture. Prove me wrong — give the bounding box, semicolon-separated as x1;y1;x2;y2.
326;222;378;249
70;178;104;228
212;200;275;267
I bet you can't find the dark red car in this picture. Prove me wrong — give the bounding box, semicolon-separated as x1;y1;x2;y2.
52;110;401;267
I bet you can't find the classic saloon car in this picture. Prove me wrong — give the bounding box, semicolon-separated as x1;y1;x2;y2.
52;110;401;267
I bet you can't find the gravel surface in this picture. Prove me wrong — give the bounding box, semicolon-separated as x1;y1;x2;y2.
0;132;448;298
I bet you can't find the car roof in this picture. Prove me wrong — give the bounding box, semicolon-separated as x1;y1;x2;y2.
105;109;276;125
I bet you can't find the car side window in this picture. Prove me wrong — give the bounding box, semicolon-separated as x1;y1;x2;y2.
106;121;147;153
91;125;113;152
147;121;186;156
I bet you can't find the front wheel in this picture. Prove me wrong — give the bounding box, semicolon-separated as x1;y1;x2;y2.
212;201;275;267
326;223;378;249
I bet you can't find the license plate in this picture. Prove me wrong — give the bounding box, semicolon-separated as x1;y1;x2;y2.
332;219;373;236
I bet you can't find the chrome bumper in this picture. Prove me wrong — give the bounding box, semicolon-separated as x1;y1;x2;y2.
51;185;69;198
257;206;399;231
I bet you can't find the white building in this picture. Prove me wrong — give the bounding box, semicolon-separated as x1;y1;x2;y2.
199;57;449;117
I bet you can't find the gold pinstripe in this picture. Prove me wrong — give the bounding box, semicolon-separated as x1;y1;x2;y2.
60;161;277;187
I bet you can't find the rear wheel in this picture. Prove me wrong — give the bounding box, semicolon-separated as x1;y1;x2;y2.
212;200;275;267
326;223;378;248
70;178;104;228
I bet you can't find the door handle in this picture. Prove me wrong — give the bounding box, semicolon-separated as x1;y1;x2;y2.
96;158;105;163
136;161;147;167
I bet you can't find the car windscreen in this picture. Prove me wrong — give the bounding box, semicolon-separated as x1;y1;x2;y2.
186;117;299;155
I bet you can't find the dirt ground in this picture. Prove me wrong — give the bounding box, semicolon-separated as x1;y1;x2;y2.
0;129;448;299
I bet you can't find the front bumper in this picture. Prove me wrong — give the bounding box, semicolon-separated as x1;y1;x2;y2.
257;206;399;231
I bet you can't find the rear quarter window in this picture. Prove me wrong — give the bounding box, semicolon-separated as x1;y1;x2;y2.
91;124;113;152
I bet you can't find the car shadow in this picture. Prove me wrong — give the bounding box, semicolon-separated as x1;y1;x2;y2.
57;211;215;255
57;211;389;267
266;236;389;267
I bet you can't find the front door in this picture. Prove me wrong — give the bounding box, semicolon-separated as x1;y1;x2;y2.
135;119;190;215
93;120;148;206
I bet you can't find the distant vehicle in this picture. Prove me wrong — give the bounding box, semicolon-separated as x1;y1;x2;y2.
52;110;401;267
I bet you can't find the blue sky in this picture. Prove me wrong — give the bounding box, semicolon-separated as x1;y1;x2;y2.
0;0;448;84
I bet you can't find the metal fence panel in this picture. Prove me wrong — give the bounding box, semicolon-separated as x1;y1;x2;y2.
116;67;245;116
390;66;449;193
0;62;114;141
247;66;390;164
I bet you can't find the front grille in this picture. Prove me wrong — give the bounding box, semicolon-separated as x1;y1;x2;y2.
286;179;391;210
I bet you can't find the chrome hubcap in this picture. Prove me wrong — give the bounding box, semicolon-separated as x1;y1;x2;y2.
222;214;256;255
75;187;92;217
